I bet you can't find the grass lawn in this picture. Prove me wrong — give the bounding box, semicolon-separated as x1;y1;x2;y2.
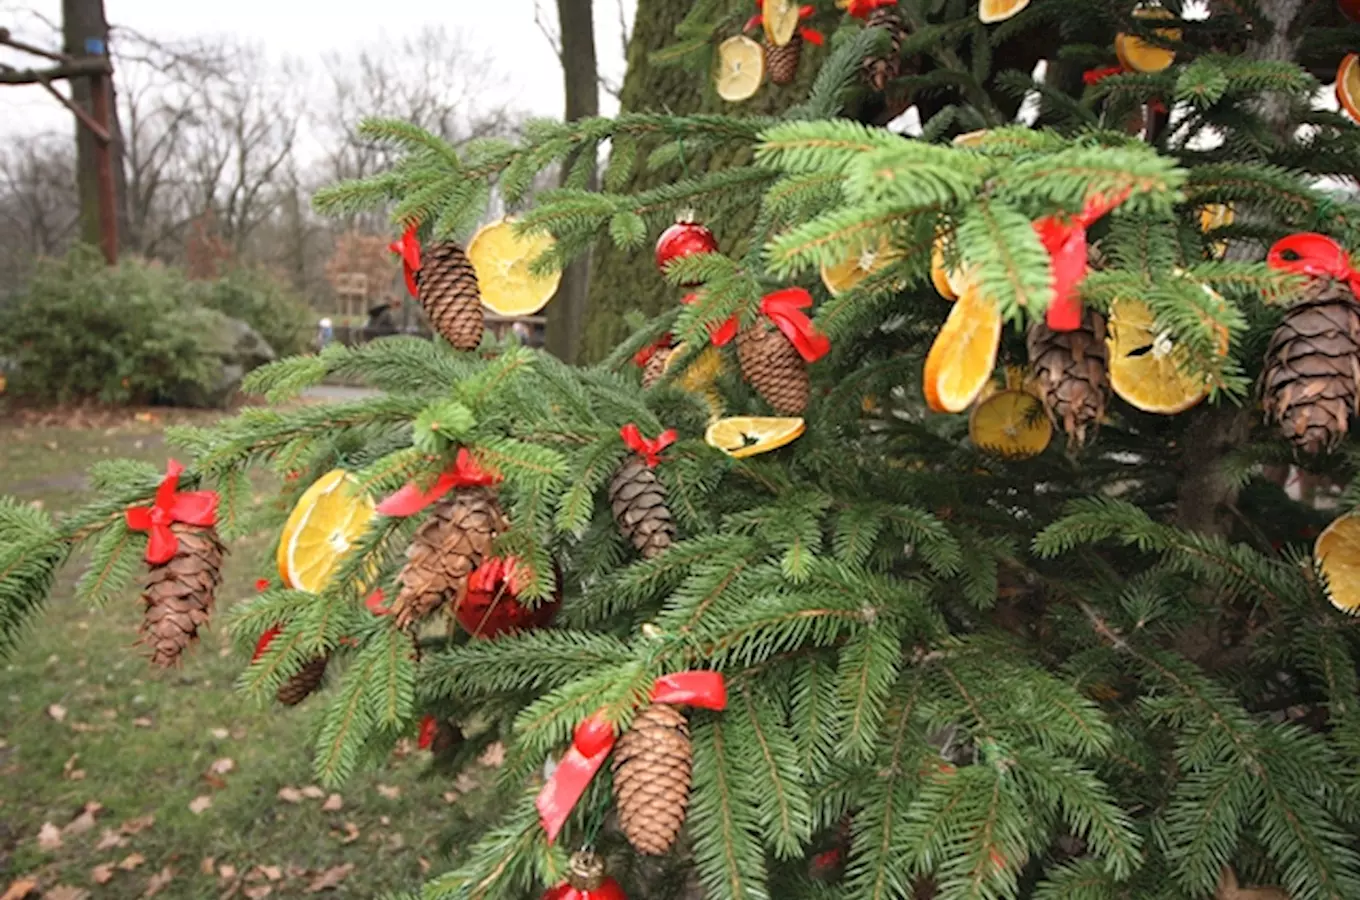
0;411;494;899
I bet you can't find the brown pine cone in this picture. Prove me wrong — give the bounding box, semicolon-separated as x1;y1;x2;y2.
1262;279;1360;455
140;523;226;668
767;33;803;85
609;458;675;559
277;655;329;706
642;345;675;389
612;702;693;855
737;319;809;415
1027;311;1110;448
394;487;508;629
863;5;908;92
416;242;484;351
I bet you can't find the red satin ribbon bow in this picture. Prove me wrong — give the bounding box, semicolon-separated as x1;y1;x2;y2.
634;333;673;368
621;424;678;468
1083;66;1123;86
376;449;501;517
847;0;898;18
1032;188;1131;332
252;625;282;663
746;3;824;43
681;293;740;346
761;287;831;362
125;460;219;565
536;671;727;843
389;224;422;298
1267;233;1360;296
418;715;438;750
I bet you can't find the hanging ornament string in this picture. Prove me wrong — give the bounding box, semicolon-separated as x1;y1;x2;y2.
761;288;832;361
1267;233;1360;296
389;224;422;298
620;424;678;468
376;448;502;517
1032;188;1131;332
536;671;727;843
124;460;219;565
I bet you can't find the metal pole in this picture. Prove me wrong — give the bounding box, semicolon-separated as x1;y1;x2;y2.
89;69;117;265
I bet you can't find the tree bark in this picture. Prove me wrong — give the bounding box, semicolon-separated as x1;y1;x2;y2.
544;0;600;364
62;0;128;254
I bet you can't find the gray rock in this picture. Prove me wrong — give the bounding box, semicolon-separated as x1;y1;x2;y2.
162;313;276;408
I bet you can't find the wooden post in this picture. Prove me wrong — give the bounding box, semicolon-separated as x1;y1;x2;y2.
89;69;118;265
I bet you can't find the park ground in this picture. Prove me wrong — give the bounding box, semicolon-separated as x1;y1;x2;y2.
0;406;493;899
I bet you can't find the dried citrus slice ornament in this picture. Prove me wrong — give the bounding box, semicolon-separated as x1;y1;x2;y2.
930;233;974;301
1314;513;1360;614
923;282;1003;413
979;0;1031;24
969;369;1052;459
1200;203;1234;259
763;0;801;46
465;219;562;316
820;236;901;296
716;36;765;102
1114;7;1181;74
277;470;377;593
1336;54;1360;125
706;416;805;458
1106;296;1227;415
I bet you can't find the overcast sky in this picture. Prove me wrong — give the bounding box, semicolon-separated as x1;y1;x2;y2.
0;1;635;140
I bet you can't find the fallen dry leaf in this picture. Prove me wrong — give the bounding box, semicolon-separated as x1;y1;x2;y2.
119;852;146;871
200;857;216;875
64;801;102;835
242;887;272;900
300;786;325;799
95;828;129;851
38;822;62;851
376;784;401;799
379;815;390;826
442;791;459;804
286;865;307;880
188;795;213;815
99;709;118;721
1;879;37;900
304;864;354;893
43;887;89;900
276;787;303;804
321;794;343;812
454;772;478;793
218;864;237;881
141;866;173;897
47;704;67;722
333;821;360;845
260;866;282;882
119;814;155;835
92;865;115;885
132;717;153;728
418;857;431;873
388;832;406;850
202;773;228;791
478;742;506;767
210;728;229;740
209;758;235;776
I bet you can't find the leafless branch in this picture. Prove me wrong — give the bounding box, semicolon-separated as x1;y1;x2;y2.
532;0;564;62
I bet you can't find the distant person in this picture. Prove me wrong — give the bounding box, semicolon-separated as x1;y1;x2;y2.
511;320;531;344
317;317;334;350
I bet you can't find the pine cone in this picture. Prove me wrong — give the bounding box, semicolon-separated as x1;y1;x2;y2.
277;655;329;706
139;524;225;668
416;242;484;351
1262;279;1360;455
863;5;908;92
394;487;508;628
609;458;675;559
1028;311;1110;448
737;319;809;414
612;702;693;855
767;33;803;85
642;345;675;389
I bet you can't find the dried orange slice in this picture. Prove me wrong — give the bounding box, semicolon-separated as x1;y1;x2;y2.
465;219;562;316
820;236;901;296
716;36;765;102
969;387;1052;458
1315;513;1360;614
952;130;989;148
979;0;1031;24
763;0;801;46
923;283;1002;413
1106;297;1225;415
706;416;805;458
664;341;726;419
930;234;974;302
1114;8;1181;74
1336;54;1360;125
277;470;376;593
1200;203;1234;259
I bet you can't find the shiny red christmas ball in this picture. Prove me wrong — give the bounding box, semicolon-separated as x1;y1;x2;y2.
542;877;627;900
655;220;718;282
455;557;561;638
542;852;627;900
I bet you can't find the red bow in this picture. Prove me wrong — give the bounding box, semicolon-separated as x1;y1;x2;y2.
536;672;727;842
254;578;272;592
1083;66;1124;86
1267;233;1360;296
745;3;824;43
389;224;422;298
418;715;438;750
376;449;501;517
621;424;678;468
761;288;831;362
847;0;898;18
1032;188;1131;332
252;625;282;663
124;460;219;565
366;589;392;616
634;334;673;368
681;293;740;346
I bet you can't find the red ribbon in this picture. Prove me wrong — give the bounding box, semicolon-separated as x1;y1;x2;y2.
124;460;219;565
252;625;282;663
1032;188;1131;332
536;671;727;843
1267;233;1360;296
1083;66;1124;85
761;288;831;362
621;424;678;468
376;449;501;517
366;589;392;616
746;3;824;41
633;334;673;368
254;578;271;592
681;293;739;346
847;0;898;18
418;715;438;750
389;224;422;298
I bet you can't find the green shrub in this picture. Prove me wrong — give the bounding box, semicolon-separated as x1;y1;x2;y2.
188;266;314;358
0;248;222;406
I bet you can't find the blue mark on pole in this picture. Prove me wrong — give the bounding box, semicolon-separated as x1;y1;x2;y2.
84;37;106;55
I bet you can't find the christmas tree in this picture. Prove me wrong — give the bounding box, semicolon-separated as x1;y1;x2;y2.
6;1;1360;898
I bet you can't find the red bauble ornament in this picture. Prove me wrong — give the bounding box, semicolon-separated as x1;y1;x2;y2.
655;218;718;283
543;852;627;900
455;557;561;638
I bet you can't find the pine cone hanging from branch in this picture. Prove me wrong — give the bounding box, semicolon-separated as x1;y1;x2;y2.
417;242;485;351
393;487;508;629
276;655;329;706
612;702;694;856
1027;311;1110;448
767;33;803;85
611;426;678;560
140;523;226;668
737;320;810;414
862;4;908;92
